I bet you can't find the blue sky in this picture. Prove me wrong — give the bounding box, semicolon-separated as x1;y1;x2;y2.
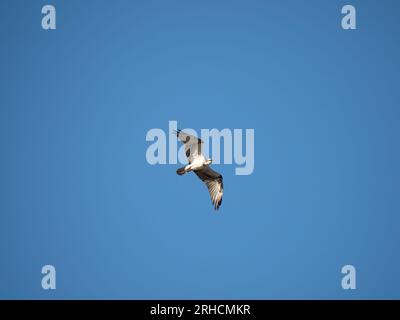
0;0;399;299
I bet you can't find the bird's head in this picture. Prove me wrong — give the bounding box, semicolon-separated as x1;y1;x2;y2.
205;158;212;165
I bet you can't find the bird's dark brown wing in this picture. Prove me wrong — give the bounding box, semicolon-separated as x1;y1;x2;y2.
194;167;223;210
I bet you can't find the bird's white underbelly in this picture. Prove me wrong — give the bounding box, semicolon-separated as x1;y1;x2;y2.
188;155;206;171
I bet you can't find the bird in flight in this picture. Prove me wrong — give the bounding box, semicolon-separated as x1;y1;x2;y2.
175;129;223;210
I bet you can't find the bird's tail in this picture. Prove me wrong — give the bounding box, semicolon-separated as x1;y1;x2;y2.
176;167;186;175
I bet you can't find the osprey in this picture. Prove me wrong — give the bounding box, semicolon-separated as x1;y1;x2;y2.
175;129;223;210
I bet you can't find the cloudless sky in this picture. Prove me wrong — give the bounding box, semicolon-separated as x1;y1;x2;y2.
0;0;399;299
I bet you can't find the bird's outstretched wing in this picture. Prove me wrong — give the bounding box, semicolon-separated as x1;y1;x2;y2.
194;166;223;210
175;129;203;163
